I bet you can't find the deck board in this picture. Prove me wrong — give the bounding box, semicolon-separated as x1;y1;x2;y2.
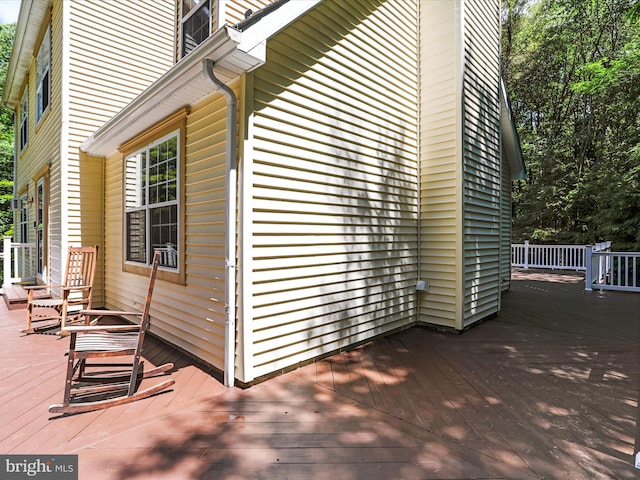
1;268;639;479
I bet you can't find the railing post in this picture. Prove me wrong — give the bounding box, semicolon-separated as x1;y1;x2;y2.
2;236;12;289
585;244;593;291
524;240;529;269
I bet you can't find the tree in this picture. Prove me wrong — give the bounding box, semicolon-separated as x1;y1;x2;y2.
629;0;640;22
0;23;16;238
503;0;640;249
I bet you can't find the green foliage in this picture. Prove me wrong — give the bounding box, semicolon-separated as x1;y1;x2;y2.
629;0;640;22
0;23;15;240
503;0;640;250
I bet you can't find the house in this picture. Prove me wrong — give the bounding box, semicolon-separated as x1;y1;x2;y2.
2;0;525;387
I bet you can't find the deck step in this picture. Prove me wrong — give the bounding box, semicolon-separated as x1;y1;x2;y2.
2;285;51;310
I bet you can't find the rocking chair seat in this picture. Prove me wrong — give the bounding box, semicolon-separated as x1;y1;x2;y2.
74;332;140;353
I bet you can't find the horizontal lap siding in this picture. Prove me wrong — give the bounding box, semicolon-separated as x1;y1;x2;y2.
249;0;419;379
68;0;175;304
462;0;501;326
103;89;233;371
224;0;272;26
419;1;461;328
16;1;64;283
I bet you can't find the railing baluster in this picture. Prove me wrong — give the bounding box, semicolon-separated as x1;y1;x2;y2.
511;241;638;293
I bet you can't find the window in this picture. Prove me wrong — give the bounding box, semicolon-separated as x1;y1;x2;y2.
19;88;28;150
35;24;50;124
19;195;28;243
181;0;210;57
36;178;46;275
125;130;180;270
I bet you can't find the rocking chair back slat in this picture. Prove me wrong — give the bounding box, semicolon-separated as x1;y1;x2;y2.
65;247;97;287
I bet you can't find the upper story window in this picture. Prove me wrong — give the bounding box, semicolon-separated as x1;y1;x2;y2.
181;0;210;58
35;24;50;124
125;130;180;270
19;88;28;150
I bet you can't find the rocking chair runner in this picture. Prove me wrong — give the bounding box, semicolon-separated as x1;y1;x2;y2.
23;246;98;334
49;252;174;415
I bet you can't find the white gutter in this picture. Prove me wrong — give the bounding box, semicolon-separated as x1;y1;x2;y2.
203;59;237;388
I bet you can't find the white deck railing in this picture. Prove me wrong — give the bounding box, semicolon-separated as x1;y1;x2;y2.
585;247;640;292
0;237;37;288
511;240;612;271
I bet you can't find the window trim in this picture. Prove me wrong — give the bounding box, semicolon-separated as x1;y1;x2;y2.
121;109;188;284
18;189;29;243
35;23;50;125
34;173;48;279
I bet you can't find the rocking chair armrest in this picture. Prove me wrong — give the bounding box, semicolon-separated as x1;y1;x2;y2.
62;285;92;291
62;324;142;334
80;309;143;317
23;284;63;290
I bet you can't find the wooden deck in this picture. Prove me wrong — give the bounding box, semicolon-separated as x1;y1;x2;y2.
1;268;639;479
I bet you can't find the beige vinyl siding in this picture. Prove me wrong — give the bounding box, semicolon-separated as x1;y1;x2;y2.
66;0;175;304
247;0;419;380
14;2;63;284
224;0;273;26
500;157;512;292
418;1;462;328
462;0;501;327
103;88;235;372
67;0;175;172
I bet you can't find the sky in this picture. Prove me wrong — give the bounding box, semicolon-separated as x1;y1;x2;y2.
0;0;20;24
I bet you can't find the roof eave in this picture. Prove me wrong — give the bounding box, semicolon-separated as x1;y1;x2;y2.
1;0;51;109
81;0;323;157
500;79;527;180
81;26;258;157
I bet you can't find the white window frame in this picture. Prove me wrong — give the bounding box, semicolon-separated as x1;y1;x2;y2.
35;24;50;124
19;194;28;243
124;129;181;270
36;177;46;276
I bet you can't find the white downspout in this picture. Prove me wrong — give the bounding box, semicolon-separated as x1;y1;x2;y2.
203;59;237;388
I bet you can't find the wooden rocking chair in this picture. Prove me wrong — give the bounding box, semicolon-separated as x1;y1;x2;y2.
23;246;98;335
49;252;174;415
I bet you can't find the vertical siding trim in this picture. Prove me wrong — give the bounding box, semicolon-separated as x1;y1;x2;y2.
455;1;465;331
238;73;255;383
500;157;512;292
497;124;504;308
214;0;225;31
59;0;70;256
461;0;501;327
